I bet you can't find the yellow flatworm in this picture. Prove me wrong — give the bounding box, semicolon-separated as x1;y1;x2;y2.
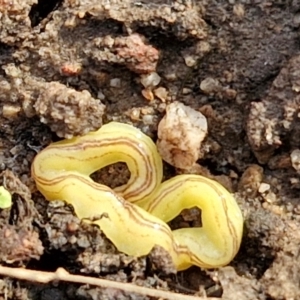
32;122;243;271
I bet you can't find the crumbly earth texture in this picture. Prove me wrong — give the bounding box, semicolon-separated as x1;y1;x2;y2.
1;0;300;299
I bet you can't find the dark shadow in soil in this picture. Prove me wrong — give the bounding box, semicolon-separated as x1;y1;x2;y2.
29;0;63;27
234;231;275;280
27;249;79;273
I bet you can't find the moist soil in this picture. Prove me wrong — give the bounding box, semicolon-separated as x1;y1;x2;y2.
1;1;300;299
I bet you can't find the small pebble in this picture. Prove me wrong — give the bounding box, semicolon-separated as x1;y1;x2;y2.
141;88;154;101
290;149;300;173
157;102;208;169
200;77;221;94
154;87;168;102
110;78;121;88
258;183;270;194
2;105;21;119
140;72;161;88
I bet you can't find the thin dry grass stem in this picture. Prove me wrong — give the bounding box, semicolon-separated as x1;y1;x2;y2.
0;265;220;300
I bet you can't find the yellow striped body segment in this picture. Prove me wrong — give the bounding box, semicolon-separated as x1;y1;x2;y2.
31;122;243;270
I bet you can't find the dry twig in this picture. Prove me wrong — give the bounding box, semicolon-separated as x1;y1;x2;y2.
0;265;220;300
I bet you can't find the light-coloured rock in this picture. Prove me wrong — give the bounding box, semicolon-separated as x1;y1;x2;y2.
258;183;271;194
291;149;300;173
140;72;161;88
157;102;208;169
